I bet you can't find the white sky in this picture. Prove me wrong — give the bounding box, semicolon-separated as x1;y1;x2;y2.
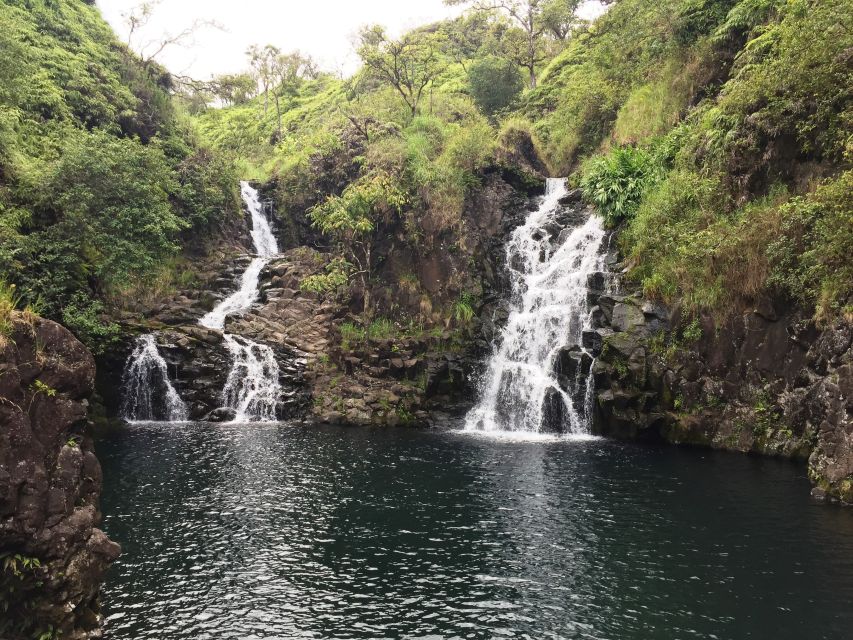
96;0;607;79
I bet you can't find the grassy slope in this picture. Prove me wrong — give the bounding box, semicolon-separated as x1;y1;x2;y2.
537;0;852;321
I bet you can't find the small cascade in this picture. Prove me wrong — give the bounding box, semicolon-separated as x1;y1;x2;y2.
200;180;281;422
466;178;606;434
121;334;188;422
222;335;281;422
199;257;266;331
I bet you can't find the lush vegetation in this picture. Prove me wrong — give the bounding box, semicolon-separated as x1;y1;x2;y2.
193;0;851;325
3;0;850;352
568;0;852;320
0;0;239;351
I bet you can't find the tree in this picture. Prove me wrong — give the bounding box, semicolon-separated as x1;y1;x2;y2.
123;0;222;64
40;131;185;297
438;12;494;71
468;55;524;115
246;46;317;134
446;0;582;88
306;175;407;316
357;26;447;117
247;44;276;116
211;73;257;106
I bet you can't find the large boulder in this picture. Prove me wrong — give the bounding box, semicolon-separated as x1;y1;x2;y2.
0;313;119;639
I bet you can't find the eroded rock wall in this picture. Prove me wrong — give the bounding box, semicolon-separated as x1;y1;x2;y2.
587;291;853;503
0;313;119;639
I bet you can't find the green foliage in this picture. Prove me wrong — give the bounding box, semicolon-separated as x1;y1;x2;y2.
560;0;853;322
174;148;239;234
367;318;396;341
339;322;367;350
300;257;353;296
681;318;703;343
580;146;663;226
45;131;184;290
61;292;121;355
0;0;238;329
453;293;476;325
673;0;739;45
467;56;524;116
1;551;47;638
768;171;853;322
30;380;56;398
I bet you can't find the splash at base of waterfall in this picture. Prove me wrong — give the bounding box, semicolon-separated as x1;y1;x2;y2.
121;334;188;422
466;178;605;435
222;335;281;422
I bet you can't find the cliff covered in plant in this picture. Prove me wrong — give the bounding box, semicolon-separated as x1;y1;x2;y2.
0;0;241;356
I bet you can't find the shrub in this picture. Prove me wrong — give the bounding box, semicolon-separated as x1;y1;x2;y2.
580;146;664;226
61;292;120;355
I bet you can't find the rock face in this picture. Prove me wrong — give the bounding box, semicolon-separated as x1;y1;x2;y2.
589;291;853;504
0;312;119;639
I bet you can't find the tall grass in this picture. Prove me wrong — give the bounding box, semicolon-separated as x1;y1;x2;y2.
0;280;22;341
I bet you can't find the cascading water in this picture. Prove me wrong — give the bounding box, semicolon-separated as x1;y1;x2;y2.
200;181;281;422
466;178;606;435
221;334;281;422
121;334;188;422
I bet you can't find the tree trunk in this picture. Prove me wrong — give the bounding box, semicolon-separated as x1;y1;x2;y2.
274;92;282;138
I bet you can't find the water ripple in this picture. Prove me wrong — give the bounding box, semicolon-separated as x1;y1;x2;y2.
98;422;853;639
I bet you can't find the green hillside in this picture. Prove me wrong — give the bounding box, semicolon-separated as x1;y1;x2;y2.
0;0;238;351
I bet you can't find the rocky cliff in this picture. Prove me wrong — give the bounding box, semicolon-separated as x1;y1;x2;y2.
586;284;853;504
0;312;119;639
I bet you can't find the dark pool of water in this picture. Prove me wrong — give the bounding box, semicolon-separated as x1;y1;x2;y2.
98;422;853;639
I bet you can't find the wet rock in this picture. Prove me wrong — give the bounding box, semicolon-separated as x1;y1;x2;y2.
203;407;237;422
582;328;613;356
541;387;567;433
558;189;583;206
555;346;592;381
611;300;646;333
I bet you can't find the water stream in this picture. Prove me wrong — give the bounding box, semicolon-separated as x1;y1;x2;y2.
466;178;606;434
120;334;188;422
121;181;281;423
199;181;281;422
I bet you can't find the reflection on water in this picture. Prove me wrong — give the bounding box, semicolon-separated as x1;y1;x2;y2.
98;422;853;639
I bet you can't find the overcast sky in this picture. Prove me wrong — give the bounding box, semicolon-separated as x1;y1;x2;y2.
96;0;607;79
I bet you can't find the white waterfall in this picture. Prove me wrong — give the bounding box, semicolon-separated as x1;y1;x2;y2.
121;334;188;422
465;178;606;434
222;334;281;422
200;181;281;422
199;257;267;332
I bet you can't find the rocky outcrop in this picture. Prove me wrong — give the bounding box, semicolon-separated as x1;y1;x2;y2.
0;312;119;639
588;288;853;504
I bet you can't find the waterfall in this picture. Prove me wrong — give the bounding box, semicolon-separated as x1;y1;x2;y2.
466;178;605;434
200;181;281;422
222;335;281;422
121;334;188;422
